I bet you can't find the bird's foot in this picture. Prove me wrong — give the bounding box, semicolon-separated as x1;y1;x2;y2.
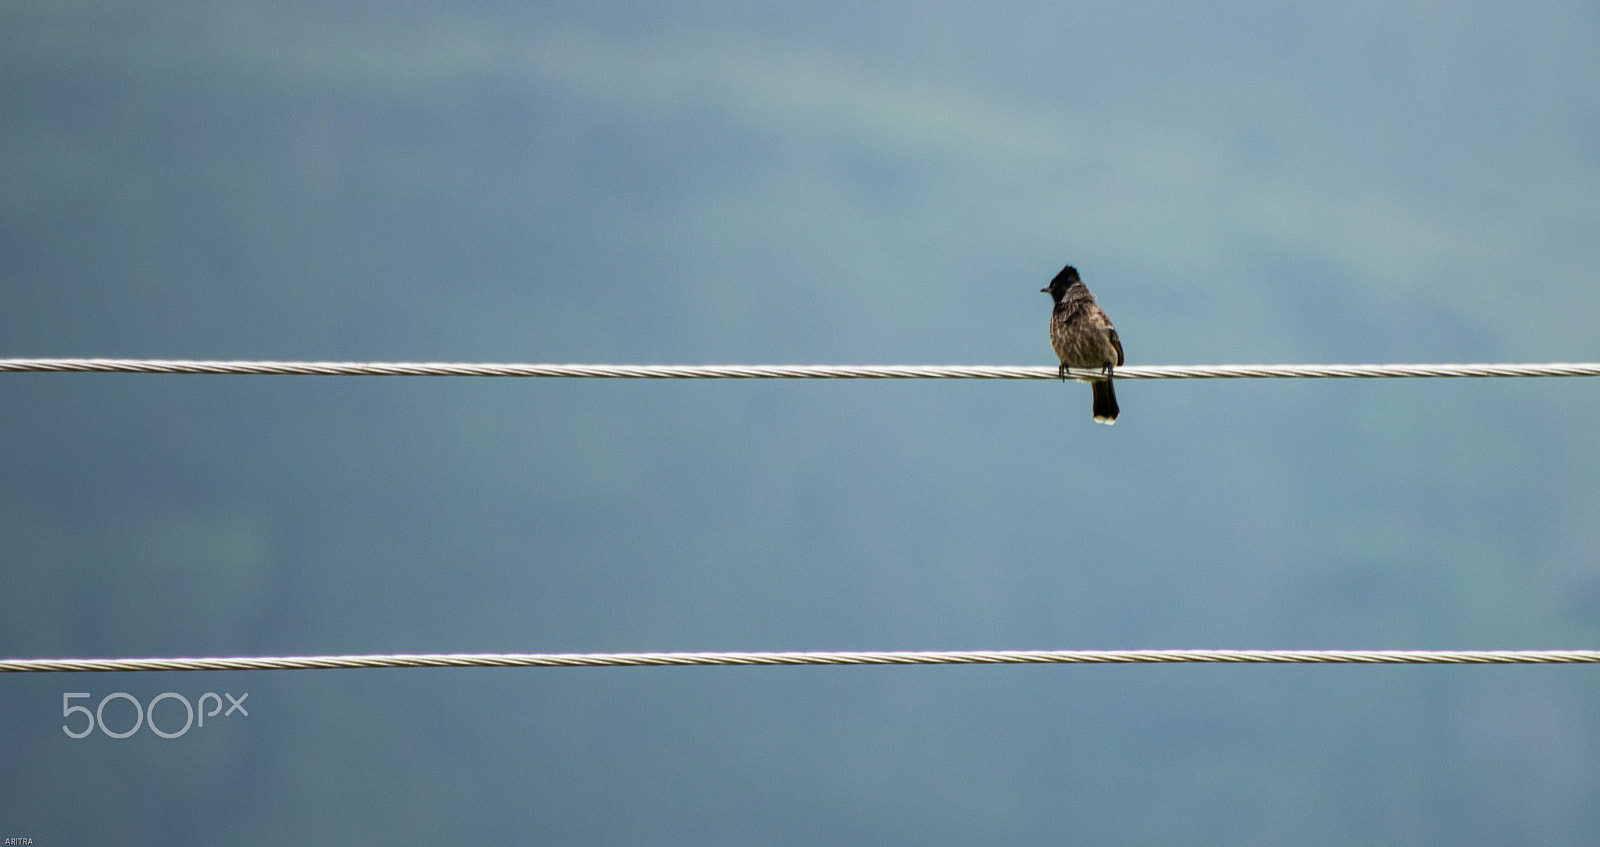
1058;364;1069;382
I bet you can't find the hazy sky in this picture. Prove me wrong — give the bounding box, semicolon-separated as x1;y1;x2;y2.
3;3;1600;843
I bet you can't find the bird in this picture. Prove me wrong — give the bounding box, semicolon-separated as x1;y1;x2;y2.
1042;264;1124;424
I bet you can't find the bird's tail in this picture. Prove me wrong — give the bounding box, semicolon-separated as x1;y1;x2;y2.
1092;377;1118;425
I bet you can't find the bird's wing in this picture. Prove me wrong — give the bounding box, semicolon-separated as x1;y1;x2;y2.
1108;326;1124;367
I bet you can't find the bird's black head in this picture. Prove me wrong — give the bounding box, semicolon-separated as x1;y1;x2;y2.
1040;265;1082;301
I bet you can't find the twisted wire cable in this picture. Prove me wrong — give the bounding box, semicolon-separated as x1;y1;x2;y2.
1;358;1599;380
6;649;1600;673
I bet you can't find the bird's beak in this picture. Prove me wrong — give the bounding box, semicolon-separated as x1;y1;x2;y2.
1039;287;1048;293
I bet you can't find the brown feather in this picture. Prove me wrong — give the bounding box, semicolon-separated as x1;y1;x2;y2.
1043;267;1122;423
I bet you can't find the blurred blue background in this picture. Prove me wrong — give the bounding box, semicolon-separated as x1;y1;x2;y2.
3;2;1600;843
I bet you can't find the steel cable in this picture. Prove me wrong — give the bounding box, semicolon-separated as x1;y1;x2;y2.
3;358;1600;380
6;649;1600;673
